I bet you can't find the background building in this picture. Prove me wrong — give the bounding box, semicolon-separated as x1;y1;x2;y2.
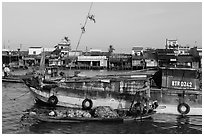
28;47;42;55
165;39;179;50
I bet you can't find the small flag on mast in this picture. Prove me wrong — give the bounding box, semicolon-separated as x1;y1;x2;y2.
88;14;96;23
81;26;86;33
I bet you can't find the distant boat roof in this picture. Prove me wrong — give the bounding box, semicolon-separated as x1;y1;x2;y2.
160;67;198;71
90;49;102;52
2;49;10;52
29;46;42;48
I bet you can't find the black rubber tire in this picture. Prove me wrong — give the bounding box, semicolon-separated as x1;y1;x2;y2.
177;103;190;115
48;95;58;106
82;98;93;110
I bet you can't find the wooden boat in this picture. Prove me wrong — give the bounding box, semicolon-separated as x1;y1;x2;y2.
23;105;156;123
23;74;159;112
23;47;158;111
2;74;33;83
32;111;156;123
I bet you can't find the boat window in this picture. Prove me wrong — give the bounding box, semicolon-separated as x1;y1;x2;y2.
173;69;197;78
162;69;197;79
162;69;173;76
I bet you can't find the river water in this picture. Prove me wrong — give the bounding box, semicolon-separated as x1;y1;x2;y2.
2;70;202;134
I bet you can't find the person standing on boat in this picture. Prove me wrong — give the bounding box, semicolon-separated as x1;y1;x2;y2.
133;81;151;115
144;80;151;112
31;72;43;89
145;80;151;98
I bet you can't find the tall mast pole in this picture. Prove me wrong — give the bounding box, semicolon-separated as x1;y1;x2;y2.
75;2;93;54
69;2;93;71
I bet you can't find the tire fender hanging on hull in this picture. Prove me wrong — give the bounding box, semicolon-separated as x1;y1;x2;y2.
177;103;190;115
82;98;93;110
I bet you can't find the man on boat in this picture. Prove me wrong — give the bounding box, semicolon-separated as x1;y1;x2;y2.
30;72;43;89
131;81;151;116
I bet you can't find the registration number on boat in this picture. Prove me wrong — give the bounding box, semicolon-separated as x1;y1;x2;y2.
171;81;193;88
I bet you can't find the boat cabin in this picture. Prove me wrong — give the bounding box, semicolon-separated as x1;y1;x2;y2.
45;66;59;79
153;67;201;90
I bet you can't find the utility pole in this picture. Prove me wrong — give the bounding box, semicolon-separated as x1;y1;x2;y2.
8;40;10;50
3;40;5;49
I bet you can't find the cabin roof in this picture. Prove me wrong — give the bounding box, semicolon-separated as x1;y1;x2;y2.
160;67;198;71
29;46;42;48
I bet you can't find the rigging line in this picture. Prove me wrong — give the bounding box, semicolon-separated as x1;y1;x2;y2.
69;2;93;71
12;86;29;93
5;91;30;101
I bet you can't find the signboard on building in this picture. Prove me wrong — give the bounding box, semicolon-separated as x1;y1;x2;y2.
78;56;107;61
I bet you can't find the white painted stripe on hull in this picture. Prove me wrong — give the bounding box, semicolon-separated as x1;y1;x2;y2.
57;95;130;109
156;104;202;115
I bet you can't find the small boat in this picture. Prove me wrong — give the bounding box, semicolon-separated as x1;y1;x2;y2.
2;76;24;83
23;105;156;123
33;111;156;123
2;74;33;83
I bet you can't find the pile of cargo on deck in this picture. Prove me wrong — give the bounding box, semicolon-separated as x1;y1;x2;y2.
92;106;119;118
49;108;92;118
27;106;120;119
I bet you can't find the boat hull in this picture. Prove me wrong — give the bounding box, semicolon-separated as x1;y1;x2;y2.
30;111;156;123
28;84;201;116
151;88;202;115
29;86;144;109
